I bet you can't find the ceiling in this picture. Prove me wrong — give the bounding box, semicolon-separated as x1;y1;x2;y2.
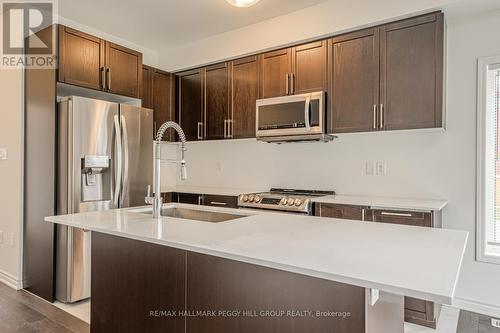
58;0;328;51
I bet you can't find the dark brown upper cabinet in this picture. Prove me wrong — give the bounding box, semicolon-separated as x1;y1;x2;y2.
148;68;175;141
230;56;259;139
259;48;292;98
141;65;154;109
291;40;328;95
58;25;143;99
58;26;105;90
259;41;327;98
105;42;142;98
204;63;231;140
380;13;444;130
329;12;444;133
177;68;204;141
329;29;380;133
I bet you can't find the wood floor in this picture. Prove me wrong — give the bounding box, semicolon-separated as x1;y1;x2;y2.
0;282;89;333
1;281;499;333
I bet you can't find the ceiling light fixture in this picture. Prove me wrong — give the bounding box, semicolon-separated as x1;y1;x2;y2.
225;0;261;8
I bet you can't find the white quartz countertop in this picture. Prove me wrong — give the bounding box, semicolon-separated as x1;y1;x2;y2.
161;185;266;196
313;195;448;211
45;203;466;304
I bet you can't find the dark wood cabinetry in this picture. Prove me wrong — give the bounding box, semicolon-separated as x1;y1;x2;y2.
370;209;433;227
58;26;105;90
380;13;444;130
142;66;174;141
315;203;372;221
177;69;204;141
205;63;231;140
58;25;143;98
105;42;142;98
259;48;291;98
291;40;328;94
329;12;443;133
260;41;327;98
231;56;259;139
202;194;238;208
329;29;380;133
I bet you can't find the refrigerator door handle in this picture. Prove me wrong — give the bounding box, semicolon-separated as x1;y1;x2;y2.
120;115;129;207
113;115;122;207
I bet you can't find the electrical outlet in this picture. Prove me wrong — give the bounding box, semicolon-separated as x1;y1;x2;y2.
0;231;3;244
492;318;500;328
376;161;387;176
365;161;374;176
0;148;7;161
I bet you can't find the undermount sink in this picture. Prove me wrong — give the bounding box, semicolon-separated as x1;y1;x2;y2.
137;207;249;223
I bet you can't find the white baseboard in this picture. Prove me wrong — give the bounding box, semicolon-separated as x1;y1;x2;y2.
0;269;23;290
453;297;500;319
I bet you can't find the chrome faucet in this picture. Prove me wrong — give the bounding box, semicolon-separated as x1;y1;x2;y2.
145;121;187;218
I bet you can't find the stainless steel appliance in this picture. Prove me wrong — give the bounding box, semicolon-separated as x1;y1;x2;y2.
238;188;335;215
255;91;334;143
56;96;153;303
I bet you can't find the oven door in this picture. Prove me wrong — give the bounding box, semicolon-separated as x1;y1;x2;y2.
256;91;325;138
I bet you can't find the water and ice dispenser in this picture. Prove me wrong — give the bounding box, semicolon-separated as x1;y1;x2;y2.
80;155;111;203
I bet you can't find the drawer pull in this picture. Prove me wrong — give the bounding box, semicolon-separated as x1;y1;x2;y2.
210;201;227;206
381;212;413;217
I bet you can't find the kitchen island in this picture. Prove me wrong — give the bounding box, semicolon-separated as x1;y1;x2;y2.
46;203;467;333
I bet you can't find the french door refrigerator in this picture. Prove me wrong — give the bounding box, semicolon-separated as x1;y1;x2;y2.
56;96;153;303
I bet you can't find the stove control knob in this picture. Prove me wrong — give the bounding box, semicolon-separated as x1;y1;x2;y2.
294;199;302;206
254;195;261;203
280;197;288;205
249;195;255;202
241;195;249;202
287;198;295;206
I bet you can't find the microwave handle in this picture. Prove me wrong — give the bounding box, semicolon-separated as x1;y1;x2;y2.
304;96;311;130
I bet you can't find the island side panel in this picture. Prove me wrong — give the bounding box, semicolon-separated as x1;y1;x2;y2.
186;252;366;333
91;232;186;333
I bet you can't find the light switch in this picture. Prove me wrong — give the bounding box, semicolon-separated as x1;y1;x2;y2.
0;148;7;161
376;161;387;176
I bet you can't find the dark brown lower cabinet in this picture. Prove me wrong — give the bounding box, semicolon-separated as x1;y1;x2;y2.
316;203;439;328
91;232;404;333
202;194;238;208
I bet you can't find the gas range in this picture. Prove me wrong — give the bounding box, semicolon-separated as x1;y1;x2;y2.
238;188;335;214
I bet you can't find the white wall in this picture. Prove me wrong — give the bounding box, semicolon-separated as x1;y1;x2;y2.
0;67;24;289
163;9;500;314
159;0;460;71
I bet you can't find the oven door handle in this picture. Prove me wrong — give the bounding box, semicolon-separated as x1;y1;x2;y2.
304;96;311;130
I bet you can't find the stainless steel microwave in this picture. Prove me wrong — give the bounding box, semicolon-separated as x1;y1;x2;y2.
256;91;333;143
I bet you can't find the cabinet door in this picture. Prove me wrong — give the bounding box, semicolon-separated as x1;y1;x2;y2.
259;48;292;98
231;56;259;139
177;69;204;141
58;25;105;90
105;42;142;98
176;193;203;205
153;70;174;141
380;13;444;130
141;65;153;109
292;40;327;94
371;209;433;227
205;63;230;140
316;203;370;221
329;29;380;133
202;195;238;209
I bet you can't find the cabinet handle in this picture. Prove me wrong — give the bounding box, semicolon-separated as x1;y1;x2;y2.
223;120;227;139
373;105;377;129
210;201;227;206
379;104;384;129
362;208;366;221
285;74;289;95
198;195;204;205
197;122;204;140
380;212;413;217
290;73;295;95
101;67;106;90
106;68;111;91
229;119;233;139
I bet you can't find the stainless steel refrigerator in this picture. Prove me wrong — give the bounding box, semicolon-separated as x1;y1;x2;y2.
56;96;153;303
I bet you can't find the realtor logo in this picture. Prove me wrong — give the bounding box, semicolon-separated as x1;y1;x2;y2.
1;0;57;69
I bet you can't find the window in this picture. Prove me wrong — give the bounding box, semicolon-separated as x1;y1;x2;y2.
478;55;500;264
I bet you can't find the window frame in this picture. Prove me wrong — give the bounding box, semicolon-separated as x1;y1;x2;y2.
477;54;500;265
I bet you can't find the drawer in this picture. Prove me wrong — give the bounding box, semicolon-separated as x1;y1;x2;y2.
202;194;238;209
405;296;427;313
315;203;370;221
371;209;433;227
